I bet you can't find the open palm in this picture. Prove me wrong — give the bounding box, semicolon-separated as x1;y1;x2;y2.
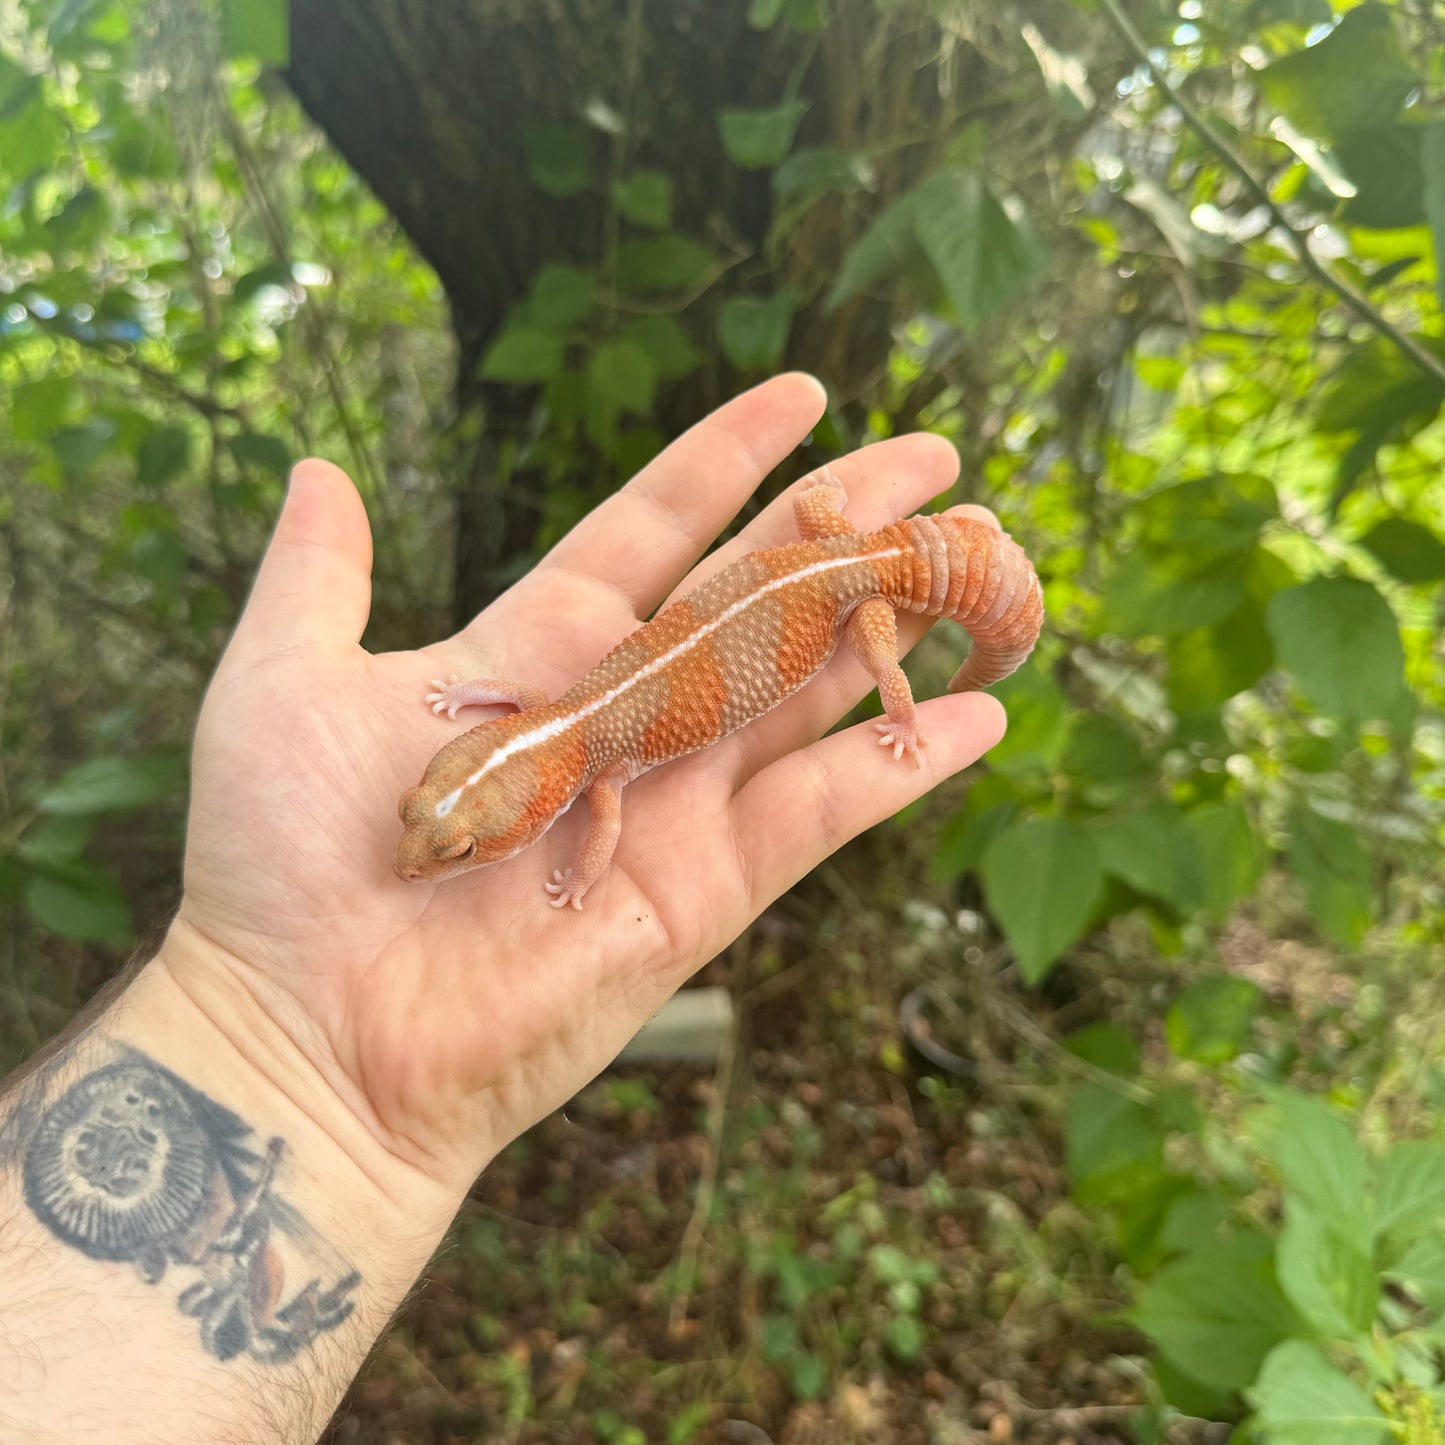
165;375;1006;1190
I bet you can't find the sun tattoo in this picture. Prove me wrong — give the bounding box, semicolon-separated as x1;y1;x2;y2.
3;1041;360;1364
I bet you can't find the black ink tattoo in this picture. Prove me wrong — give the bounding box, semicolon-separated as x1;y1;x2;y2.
12;1044;360;1363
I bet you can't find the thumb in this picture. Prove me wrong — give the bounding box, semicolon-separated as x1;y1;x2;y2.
233;459;374;656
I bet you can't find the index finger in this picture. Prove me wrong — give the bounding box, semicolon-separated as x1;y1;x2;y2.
514;373;827;624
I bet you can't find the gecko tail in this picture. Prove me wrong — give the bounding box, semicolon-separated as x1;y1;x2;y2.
918;514;1044;692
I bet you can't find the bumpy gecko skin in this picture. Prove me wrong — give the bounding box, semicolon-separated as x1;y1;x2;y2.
395;471;1044;908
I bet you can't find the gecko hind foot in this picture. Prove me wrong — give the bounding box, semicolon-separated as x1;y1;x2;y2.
874;719;926;768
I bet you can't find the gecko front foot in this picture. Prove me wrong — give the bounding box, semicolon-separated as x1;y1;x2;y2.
425;675;467;719
874;719;927;768
544;868;587;911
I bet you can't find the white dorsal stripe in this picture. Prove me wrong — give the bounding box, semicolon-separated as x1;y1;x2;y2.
433;547;904;817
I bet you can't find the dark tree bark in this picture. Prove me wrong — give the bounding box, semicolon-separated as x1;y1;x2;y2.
284;0;1013;624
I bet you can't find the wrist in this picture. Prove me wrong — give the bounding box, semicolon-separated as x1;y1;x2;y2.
142;923;465;1266
0;933;467;1442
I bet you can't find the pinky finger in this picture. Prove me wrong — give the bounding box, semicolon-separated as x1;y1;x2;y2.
728;692;1007;909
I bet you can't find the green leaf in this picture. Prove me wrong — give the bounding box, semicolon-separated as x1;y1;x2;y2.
615;236;714;295
10;375;78;443
789;1352;827;1400
1247;1340;1389;1445
826;190;927;312
219;0;289;66
233;261;295;304
36;752;185;815
1273;119;1361;204
480;326;567;384
1092;799;1202;910
52;418;116;477
1358;517;1445;584
1166;975;1262;1065
137;425;191;488
1387;1235;1445;1312
1064;1022;1141;1078
1287;801;1373;948
718;291;793;371
1157;1191;1234;1256
1168;599;1274;713
1275;1199;1379;1336
1373;1142;1445;1243
22;861;133;946
1020;22;1094;120
912;169;1049;332
667;1400;713;1445
1259;4;1417;143
984;660;1069;777
928;774;1017;882
0;84;64;180
523;124;591;199
1186;801;1266;916
1316;337;1445;437
1058;713;1148;807
1132;1233;1298;1391
758;1310;799;1362
780;0;824;31
980;816;1104;982
585;340;657;417
1269;1092;1370;1238
884;1312;927;1362
718;100;808;169
612;171;672;230
47;0;108;48
0;51;37;121
1103;547;1257;637
1337;124;1426;230
43;183;109;251
622;315;702;381
1135;474;1278;558
227;432;292;477
1066;1083;1163;1203
1424;122;1445;313
525;266;595;330
1267;577;1407;725
16;815;95;869
773;148;875;203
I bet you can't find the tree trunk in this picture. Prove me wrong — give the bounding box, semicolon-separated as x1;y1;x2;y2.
284;0;1006;622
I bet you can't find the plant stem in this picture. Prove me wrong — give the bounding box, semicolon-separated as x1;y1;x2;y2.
1096;0;1445;388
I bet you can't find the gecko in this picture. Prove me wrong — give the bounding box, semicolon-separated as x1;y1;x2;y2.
394;469;1044;908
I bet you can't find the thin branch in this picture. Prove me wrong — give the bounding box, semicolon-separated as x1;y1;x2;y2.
667;1023;737;1337
1097;0;1445;389
217;102;388;505
35;317;249;423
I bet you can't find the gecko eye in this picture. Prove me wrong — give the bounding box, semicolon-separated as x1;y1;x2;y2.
438;837;477;863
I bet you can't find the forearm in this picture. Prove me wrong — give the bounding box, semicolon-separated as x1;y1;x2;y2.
0;943;462;1444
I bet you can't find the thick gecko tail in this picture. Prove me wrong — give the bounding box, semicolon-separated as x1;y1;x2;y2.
903;513;1044;692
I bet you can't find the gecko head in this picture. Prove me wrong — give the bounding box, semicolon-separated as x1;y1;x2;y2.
393;722;566;883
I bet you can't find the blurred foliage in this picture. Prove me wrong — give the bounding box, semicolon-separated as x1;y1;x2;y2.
2;0;1445;1438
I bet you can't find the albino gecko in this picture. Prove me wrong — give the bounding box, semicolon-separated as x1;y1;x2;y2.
394;471;1044;907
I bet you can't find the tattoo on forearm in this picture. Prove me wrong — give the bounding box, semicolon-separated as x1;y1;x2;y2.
2;1041;360;1364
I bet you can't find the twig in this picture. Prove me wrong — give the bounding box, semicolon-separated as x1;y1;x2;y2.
667;1020;737;1336
217;103;388;506
1097;0;1445;389
34;317;249;424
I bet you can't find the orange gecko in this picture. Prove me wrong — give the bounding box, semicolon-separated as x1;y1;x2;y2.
395;470;1044;908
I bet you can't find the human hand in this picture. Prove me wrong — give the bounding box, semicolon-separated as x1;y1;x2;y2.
161;374;1006;1199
